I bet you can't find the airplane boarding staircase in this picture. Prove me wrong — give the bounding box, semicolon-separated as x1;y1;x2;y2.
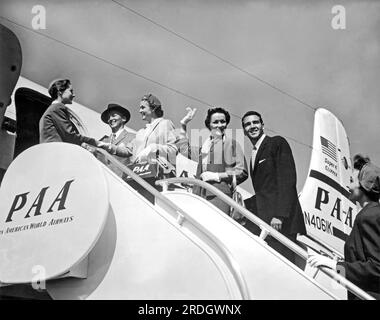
0;23;373;299
0;143;373;300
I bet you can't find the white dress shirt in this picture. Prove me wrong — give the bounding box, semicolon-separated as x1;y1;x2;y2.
110;126;125;143
251;134;266;195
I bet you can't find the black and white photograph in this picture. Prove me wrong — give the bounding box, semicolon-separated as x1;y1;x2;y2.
0;0;380;304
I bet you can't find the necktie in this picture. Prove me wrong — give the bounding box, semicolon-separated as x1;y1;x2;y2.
111;133;116;144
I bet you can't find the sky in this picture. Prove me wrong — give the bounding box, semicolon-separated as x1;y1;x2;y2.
1;0;379;193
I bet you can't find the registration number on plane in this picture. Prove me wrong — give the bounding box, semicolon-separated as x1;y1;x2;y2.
303;211;333;234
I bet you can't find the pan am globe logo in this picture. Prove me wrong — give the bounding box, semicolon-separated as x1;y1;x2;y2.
0;143;109;284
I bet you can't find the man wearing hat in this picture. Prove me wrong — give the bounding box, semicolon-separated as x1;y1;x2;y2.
98;103;135;175
308;157;380;299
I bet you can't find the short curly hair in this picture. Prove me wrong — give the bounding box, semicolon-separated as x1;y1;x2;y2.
48;79;71;100
204;107;230;130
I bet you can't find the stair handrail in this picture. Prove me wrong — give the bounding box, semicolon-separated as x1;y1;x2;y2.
93;148;251;299
155;177;375;301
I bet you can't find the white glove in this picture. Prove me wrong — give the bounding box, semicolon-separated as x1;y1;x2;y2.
307;253;337;270
135;144;157;163
98;142;112;153
210;128;223;138
180;107;197;125
200;171;220;182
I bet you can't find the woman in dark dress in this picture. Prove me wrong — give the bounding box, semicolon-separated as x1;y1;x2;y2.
178;107;248;214
308;156;380;299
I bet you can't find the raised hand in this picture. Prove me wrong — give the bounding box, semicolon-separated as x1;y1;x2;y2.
180;107;197;125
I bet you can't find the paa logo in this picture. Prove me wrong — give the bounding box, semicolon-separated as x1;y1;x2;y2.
315;186;353;228
5;180;74;223
132;163;151;174
0;143;109;284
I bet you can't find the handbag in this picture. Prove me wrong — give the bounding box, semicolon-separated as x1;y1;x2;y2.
229;173;246;225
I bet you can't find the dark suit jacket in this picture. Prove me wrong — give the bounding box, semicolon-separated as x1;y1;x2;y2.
245;135;306;236
39;102;97;146
338;202;380;300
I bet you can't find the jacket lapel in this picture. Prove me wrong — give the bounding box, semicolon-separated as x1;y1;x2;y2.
143;118;163;147
114;129;128;145
252;135;269;175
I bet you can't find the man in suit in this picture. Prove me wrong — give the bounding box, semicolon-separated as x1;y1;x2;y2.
241;111;306;265
97;103;135;176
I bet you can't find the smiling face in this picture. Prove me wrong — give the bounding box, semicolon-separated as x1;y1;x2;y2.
60;85;75;104
209;112;227;135
107;110;126;133
139;100;153;123
242;114;264;144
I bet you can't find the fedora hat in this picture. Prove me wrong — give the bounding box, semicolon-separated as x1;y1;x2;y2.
101;103;131;124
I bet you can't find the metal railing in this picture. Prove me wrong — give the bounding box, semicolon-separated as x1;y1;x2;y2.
94;148;250;299
299;233;344;262
155;177;375;301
